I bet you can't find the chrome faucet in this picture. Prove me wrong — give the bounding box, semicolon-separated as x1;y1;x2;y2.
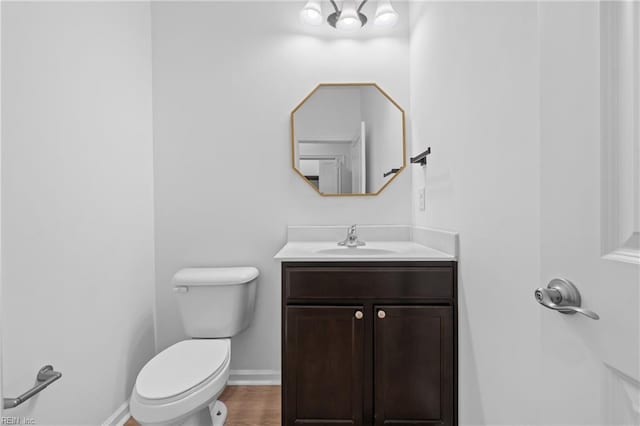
338;224;366;248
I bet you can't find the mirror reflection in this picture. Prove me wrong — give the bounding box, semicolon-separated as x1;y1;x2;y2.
291;83;405;195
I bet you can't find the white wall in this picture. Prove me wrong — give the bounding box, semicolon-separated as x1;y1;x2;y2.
151;1;410;371
294;86;362;140
0;1;3;416
0;0;4;417
409;2;541;424
361;86;404;192
1;3;155;423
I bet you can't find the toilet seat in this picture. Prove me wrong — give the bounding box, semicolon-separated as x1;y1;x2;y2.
130;339;230;425
136;339;229;401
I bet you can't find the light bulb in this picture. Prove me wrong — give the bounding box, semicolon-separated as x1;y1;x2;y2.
337;0;362;31
300;0;322;26
374;0;398;27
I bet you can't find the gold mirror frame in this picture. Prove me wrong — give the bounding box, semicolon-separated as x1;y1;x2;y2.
290;82;407;196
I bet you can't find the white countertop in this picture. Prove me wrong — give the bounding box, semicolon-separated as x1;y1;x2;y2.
274;241;455;262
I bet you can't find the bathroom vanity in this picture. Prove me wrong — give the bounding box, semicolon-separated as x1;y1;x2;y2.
276;235;458;426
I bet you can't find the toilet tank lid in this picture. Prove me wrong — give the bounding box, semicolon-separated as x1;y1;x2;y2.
173;267;259;286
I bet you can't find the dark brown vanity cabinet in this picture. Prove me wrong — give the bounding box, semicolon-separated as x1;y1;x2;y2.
282;261;457;426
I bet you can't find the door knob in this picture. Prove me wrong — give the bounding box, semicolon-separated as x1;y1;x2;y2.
534;278;600;320
355;310;363;320
377;310;386;319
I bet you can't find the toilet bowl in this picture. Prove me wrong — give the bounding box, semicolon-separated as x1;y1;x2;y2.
130;267;259;426
130;339;230;425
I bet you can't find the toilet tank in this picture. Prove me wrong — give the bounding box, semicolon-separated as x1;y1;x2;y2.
173;267;259;338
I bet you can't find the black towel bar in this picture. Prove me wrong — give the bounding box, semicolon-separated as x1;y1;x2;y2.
410;147;431;166
383;168;401;178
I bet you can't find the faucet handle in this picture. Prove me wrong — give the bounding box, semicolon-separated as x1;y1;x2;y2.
338;224;365;247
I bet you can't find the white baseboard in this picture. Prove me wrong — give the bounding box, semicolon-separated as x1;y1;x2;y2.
102;401;130;426
228;369;281;386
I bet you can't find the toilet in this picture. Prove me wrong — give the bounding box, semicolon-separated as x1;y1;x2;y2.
130;267;259;426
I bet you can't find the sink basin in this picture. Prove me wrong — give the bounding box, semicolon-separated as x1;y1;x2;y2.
274;240;455;261
315;247;397;256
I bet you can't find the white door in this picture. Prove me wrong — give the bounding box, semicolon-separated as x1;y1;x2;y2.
318;159;340;194
349;122;366;194
351;135;363;194
539;2;639;425
360;122;366;193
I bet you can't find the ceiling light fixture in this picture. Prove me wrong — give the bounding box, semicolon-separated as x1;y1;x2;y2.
300;0;323;26
302;0;398;31
374;0;398;27
333;0;365;31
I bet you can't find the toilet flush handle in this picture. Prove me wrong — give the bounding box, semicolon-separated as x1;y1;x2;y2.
173;286;189;294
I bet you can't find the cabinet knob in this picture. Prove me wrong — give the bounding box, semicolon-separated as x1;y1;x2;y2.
377;310;386;319
355;310;363;320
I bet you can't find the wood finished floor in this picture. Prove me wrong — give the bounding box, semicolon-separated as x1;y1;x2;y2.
125;385;280;426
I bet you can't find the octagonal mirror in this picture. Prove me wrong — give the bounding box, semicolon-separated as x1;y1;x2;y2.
291;83;406;196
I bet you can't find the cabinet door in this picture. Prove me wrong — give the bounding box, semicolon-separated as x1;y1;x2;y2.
374;306;454;425
285;306;365;425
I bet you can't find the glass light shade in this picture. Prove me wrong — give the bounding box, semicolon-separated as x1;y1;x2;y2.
337;0;362;31
374;0;398;27
300;0;323;26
